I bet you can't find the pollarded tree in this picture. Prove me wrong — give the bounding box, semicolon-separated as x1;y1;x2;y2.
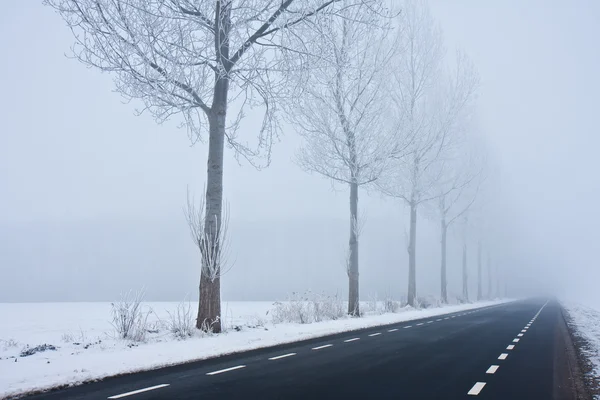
377;0;477;306
46;0;383;332
286;3;395;316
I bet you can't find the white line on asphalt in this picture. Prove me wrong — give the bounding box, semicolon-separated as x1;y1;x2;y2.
521;330;526;332
436;319;442;321
498;353;508;360
417;323;424;326
513;338;520;343
312;344;333;350
444;317;450;320
451;316;456;318
404;325;412;329
206;365;246;376
268;353;296;360
468;382;486;395
369;332;382;337
344;338;360;342
388;328;398;332
517;333;524;337
507;345;515;350
108;384;170;399
486;365;499;374
427;321;434;324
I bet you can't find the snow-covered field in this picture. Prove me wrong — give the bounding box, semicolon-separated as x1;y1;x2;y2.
1;299;509;399
562;302;600;398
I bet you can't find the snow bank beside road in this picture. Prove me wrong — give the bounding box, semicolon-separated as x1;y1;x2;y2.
562;302;600;398
1;299;510;399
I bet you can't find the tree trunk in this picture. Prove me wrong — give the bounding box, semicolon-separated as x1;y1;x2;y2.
487;252;492;299
197;111;225;332
197;3;231;334
462;238;468;301
348;180;360;316
477;240;482;301
407;202;417;307
440;219;448;303
495;262;500;298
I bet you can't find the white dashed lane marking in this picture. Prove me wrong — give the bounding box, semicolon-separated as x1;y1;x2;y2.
108;385;170;399
404;325;412;329
517;333;524;337
486;365;499;374
369;332;381;337
206;365;246;376
268;353;296;360
436;319;442;321
388;328;398;332
513;338;520;343
312;344;332;350
507;345;515;350
521;330;526;332
344;338;360;343
498;353;508;360
416;323;424;326
427;321;434;324
468;382;486;395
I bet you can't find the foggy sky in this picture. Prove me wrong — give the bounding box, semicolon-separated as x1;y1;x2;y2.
1;1;598;304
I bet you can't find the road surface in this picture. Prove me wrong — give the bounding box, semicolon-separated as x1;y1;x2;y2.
25;299;581;400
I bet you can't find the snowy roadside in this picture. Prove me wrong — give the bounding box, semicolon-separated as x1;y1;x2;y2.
562;302;600;399
1;299;511;399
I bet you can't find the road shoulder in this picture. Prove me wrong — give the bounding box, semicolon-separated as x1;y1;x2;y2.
559;305;595;400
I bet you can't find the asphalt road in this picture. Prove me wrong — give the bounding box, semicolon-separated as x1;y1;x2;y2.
25;299;580;400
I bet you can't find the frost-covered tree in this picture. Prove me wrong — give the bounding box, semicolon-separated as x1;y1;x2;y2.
287;4;394;316
428;129;484;303
46;0;383;332
377;0;477;306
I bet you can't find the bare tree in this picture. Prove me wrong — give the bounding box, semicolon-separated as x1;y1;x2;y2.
460;215;468;300
46;0;382;332
377;1;477;306
287;3;393;316
428;132;484;303
477;239;483;300
487;251;492;299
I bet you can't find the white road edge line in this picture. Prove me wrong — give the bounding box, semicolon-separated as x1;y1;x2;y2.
486;365;499;374
268;353;296;360
108;384;170;399
498;353;508;360
468;382;486;395
312;344;333;350
344;338;360;342
206;365;246;376
369;332;382;337
507;345;515;350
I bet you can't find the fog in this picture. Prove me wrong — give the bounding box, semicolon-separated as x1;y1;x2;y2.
0;1;598;305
